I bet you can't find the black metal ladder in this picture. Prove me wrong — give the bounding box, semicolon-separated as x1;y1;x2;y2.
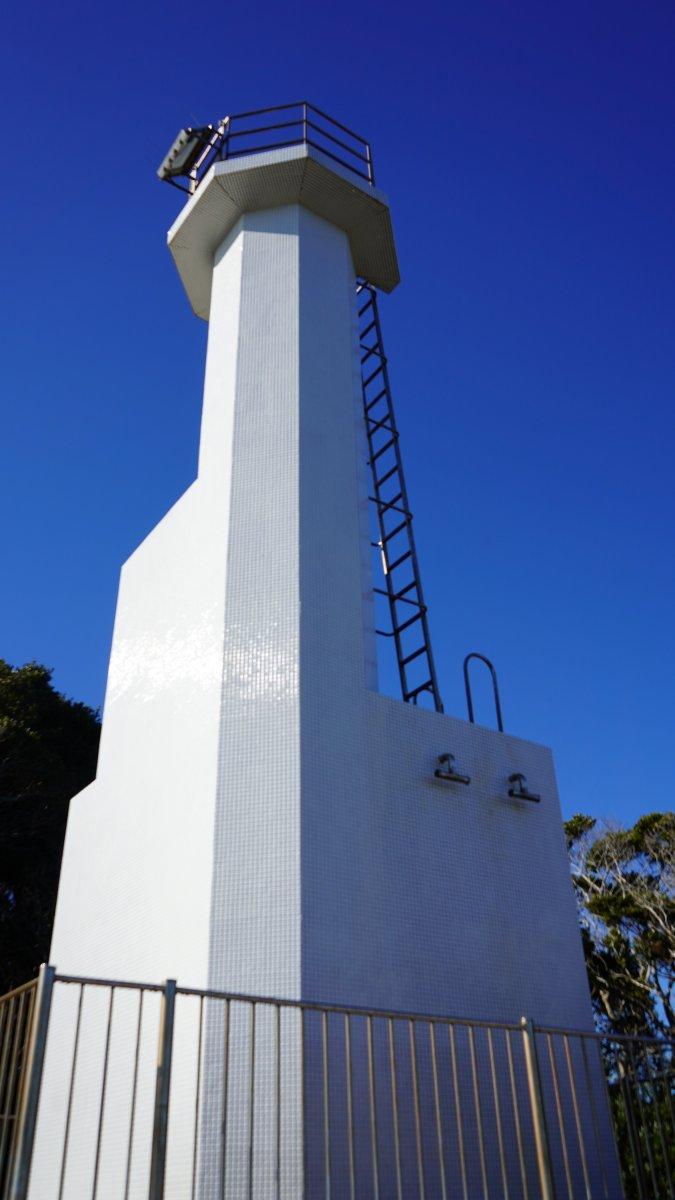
356;281;444;713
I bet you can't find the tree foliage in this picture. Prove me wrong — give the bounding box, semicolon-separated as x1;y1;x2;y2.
566;811;675;1037
0;660;100;993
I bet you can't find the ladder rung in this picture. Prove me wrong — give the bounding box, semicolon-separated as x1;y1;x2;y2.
374;465;399;488
381;518;410;544
394;580;417;600
387;549;412;572
393;611;424;635
361;320;376;338
366;389;388;412
401;645;427;668
363;363;385;388
370;436;398;465
367;416;395;435
374;586;421;609
360;344;383;365
404;680;433;701
358;297;374;317
378;501;409;515
368;492;406;513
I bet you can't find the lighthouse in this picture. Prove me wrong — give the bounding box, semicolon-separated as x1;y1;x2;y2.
27;105;612;1198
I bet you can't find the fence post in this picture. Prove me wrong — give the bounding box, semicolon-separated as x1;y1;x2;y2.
521;1017;555;1200
9;964;56;1200
148;979;176;1200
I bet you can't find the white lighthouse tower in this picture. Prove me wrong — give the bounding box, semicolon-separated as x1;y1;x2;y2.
28;106;613;1199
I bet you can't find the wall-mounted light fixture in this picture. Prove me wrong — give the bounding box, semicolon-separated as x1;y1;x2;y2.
508;773;541;803
434;753;471;785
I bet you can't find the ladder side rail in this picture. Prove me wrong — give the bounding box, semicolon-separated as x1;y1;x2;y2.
357;282;443;713
360;287;433;706
366;286;442;711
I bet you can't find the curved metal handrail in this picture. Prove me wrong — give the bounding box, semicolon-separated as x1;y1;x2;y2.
463;652;504;732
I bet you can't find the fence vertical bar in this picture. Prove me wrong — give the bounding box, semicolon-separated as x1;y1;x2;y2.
275;1003;281;1200
58;983;84;1200
91;987;115;1200
642;1040;673;1196
190;996;203;1200
247;1003;256;1200
367;1016;380;1200
546;1033;573;1200
388;1019;403;1200
148;979;176;1200
408;1020;425;1200
345;1015;356;1200
9;964;55;1200
628;1041;658;1196
562;1035;592;1200
521;1018;555;1200
322;1010;331;1200
429;1023;447;1200
220;998;230;1200
448;1025;468;1200
618;1063;647;1200
124;991;144;1200
505;1030;530;1200
487;1027;509;1200
579;1037;609;1200
1;993;28;1185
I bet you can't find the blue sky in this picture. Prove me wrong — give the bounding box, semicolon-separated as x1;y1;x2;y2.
3;0;674;825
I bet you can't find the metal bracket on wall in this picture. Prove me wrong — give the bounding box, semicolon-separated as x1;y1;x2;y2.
508;773;541;804
463;652;504;732
434;753;471;785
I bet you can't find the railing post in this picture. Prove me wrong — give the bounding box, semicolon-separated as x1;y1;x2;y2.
521;1017;555;1200
148;979;176;1200
9;964;56;1200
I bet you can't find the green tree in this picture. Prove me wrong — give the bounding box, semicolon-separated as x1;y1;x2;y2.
566;813;675;1197
564;811;667;1036
0;660;100;993
566;811;674;1037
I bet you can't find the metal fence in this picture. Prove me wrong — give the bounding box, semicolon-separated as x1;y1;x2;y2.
1;968;673;1199
0;980;37;1200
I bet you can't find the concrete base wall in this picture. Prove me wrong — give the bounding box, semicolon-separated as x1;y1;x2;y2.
304;692;592;1030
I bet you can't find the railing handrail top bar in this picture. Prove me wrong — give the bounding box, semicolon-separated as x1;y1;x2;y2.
52;972;519;1028
225;119;370;165
533;1021;675;1047
0;977;38;1003
54;972;165;993
226;118;302;140
305;119;370;163
226;100;307;121
11;971;673;1046
228;101;370;149
172;985;526;1030
305;100;371;146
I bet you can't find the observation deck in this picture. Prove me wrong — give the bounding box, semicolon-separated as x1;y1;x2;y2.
164;102;399;319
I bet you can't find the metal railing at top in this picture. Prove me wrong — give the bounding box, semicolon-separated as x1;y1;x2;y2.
165;102;375;198
1;969;673;1199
